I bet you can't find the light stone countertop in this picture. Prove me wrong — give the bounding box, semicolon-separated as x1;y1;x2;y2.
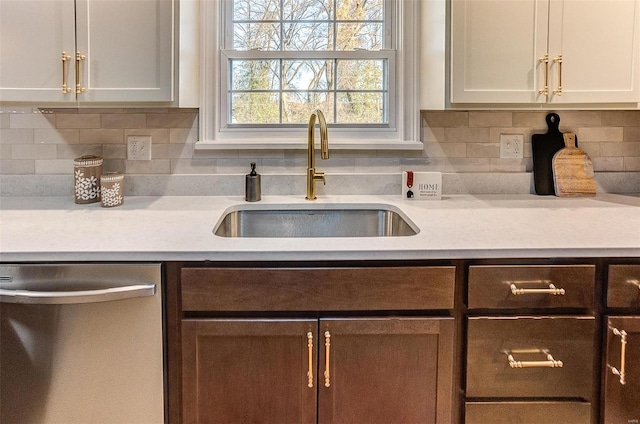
1;194;639;262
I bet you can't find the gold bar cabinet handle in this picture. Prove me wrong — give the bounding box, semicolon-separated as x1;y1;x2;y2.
61;52;72;94
553;54;563;95
510;280;566;296
324;331;331;387
627;278;640;289
76;51;86;95
611;327;627;385
539;54;549;96
306;332;313;388
506;349;563;368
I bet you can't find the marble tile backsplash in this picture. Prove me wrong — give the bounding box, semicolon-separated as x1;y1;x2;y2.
0;108;638;176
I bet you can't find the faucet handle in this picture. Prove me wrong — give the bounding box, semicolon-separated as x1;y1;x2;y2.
314;171;326;185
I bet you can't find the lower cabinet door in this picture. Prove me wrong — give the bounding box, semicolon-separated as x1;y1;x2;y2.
465;401;591;424
317;318;454;424
182;319;317;424
604;316;640;424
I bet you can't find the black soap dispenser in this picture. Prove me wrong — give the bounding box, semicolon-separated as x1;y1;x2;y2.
245;162;261;202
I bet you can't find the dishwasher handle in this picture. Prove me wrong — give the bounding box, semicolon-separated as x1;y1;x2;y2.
0;283;156;305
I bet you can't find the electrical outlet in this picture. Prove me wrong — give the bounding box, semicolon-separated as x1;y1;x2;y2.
127;135;152;160
500;134;524;159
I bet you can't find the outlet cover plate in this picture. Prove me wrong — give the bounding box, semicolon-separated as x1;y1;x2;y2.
127;135;152;161
500;134;524;159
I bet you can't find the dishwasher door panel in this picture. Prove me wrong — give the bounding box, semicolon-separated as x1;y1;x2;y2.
0;264;164;424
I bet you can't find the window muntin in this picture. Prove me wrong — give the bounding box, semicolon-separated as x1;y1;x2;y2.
223;0;392;126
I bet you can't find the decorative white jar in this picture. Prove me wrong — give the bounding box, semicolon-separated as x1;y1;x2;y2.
100;172;124;208
74;155;103;204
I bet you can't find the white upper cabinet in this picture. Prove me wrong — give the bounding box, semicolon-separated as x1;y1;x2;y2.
0;0;174;103
451;0;640;104
0;1;76;102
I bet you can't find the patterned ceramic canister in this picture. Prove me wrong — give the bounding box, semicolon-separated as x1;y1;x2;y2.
100;172;124;208
74;155;103;204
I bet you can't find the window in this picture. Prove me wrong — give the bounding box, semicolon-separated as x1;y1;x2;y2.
196;0;422;150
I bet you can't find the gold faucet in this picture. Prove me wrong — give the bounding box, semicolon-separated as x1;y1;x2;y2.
306;109;329;200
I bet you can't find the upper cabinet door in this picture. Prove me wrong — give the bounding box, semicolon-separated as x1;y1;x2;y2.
0;0;76;102
450;0;640;104
547;0;640;103
75;0;174;102
450;0;550;103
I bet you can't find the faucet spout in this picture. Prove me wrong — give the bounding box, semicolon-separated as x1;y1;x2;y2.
306;109;329;200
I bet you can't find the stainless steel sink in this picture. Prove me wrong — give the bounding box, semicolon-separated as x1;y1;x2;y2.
214;204;419;238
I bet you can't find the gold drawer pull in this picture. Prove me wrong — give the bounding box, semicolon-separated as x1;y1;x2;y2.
61;52;72;94
627;279;640;289
553;54;563;95
539;54;549;96
306;332;313;388
505;349;564;369
324;331;331;387
610;327;627;385
510;280;565;296
76;51;86;95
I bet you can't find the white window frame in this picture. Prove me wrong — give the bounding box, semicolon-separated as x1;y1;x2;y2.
195;0;422;151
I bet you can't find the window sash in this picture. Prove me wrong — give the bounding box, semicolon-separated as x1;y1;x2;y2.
220;49;395;128
224;0;393;51
220;0;394;129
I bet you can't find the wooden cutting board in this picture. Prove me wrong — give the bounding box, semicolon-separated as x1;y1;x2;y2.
552;133;596;197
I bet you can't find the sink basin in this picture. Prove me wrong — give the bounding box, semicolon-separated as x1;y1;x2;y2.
214;204;419;238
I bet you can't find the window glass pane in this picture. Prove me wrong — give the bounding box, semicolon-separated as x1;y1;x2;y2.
283;0;331;21
282;92;334;123
337;60;384;90
337;92;384;124
336;23;383;51
233;0;280;21
283;60;333;91
283;23;332;51
231;92;281;124
231;60;280;91
234;23;280;51
225;0;392;127
336;0;384;21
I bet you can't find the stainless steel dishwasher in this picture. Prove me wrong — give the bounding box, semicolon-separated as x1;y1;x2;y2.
0;263;164;424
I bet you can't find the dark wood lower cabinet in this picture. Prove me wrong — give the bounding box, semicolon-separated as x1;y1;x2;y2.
318;318;454;424
182;319;317;424
465;401;591;424
181;317;454;424
603;316;640;424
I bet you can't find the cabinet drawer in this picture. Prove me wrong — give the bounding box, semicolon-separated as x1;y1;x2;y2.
181;266;456;312
465;401;591;424
607;265;640;308
466;316;594;399
468;265;595;309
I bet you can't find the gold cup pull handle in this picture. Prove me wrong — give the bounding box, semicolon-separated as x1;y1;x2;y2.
505;349;564;368
539;54;549;96
510;280;566;296
306;332;314;388
324;331;331;388
610;327;628;385
76;51;86;95
553;54;563;95
61;52;72;94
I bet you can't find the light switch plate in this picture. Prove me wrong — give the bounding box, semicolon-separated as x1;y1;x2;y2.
127;136;152;161
500;134;524;159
